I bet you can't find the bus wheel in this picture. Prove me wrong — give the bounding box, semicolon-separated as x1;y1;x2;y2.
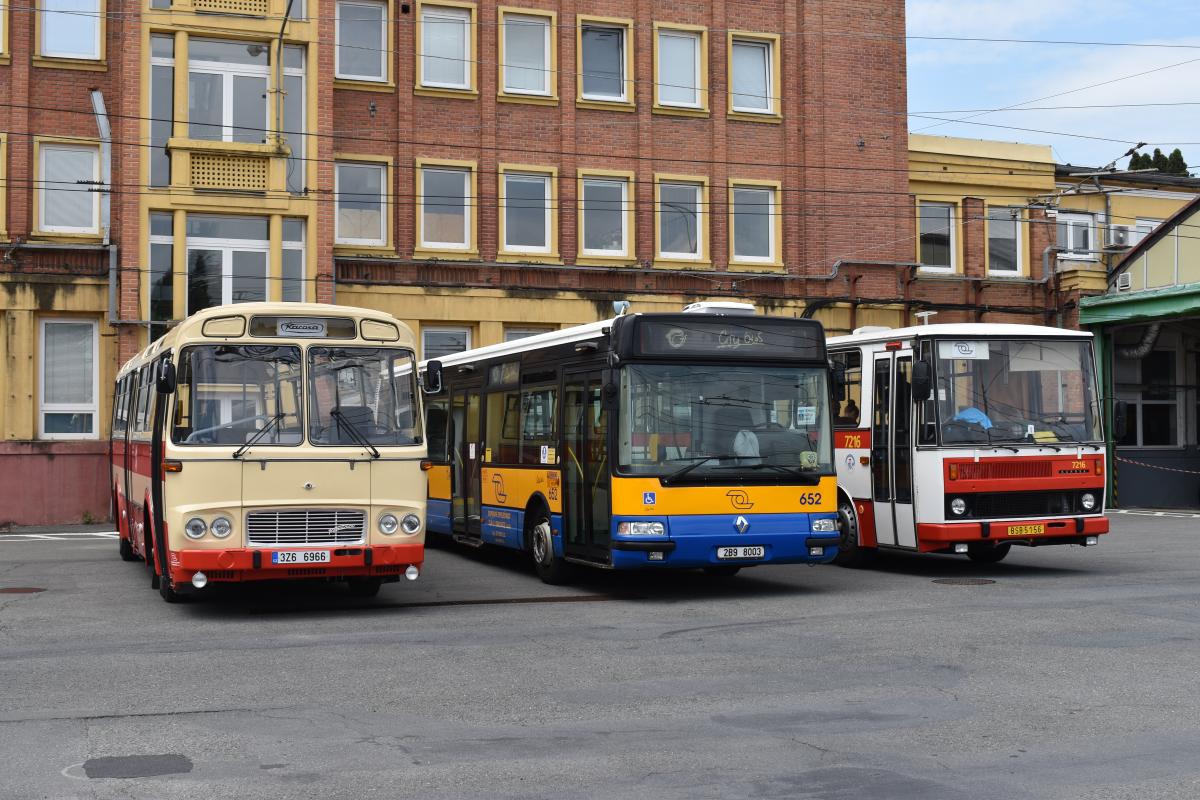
528;512;572;585
967;542;1011;564
833;496;872;568
144;515;160;590
158;572;185;603
347;578;383;598
115;493;137;561
703;566;741;578
119;534;137;562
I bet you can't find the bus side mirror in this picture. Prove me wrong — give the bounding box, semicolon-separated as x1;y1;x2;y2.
422;360;443;394
831;362;847;402
1113;400;1128;441
912;360;933;402
156;361;176;394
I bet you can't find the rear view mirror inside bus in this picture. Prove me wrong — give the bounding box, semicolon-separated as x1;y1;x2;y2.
156;361;176;394
912;359;932;402
423;360;443;394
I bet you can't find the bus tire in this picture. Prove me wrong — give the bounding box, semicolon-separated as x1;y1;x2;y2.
116;492;137;562
158;571;185;603
526;507;572;585
347;578;383;598
119;534;137;562
703;566;741;578
967;542;1011;564
833;495;873;568
144;512;160;590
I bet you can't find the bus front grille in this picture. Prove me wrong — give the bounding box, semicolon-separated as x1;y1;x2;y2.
246;509;366;546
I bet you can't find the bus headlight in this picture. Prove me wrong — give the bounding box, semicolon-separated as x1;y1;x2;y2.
811;518;838;533
401;514;422;534
949;498;968;517
1080;492;1097;512
210;516;232;539
184;517;207;539
617;521;665;536
379;514;399;535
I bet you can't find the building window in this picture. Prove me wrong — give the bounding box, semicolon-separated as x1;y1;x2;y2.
1056;212;1093;259
418;162;473;252
40;0;102;61
0;136;8;241
423;327;471;359
504;327;552;342
187;38;270;144
500;168;555;256
149;212;174;340
336;0;386;82
578;19;630;104
39;319;99;439
1116;346;1181;448
335;161;387;246
500;10;553;98
419;3;472;91
579;174;630;258
918;201;954;271
987;206;1022;275
730;182;777;264
281;46;307;194
655;25;705;110
729;35;776;115
1129;218;1162;247
283;218;306;302
149;35;174;187
657;179;705;261
185;215;270;314
38;143;99;234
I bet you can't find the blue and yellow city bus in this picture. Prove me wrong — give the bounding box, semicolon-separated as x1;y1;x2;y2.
421;303;840;583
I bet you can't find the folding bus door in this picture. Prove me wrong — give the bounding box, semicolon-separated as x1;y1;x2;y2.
451;386;482;542
870;351;917;548
562;371;611;562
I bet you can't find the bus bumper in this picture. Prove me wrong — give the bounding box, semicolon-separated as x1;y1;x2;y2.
916;516;1109;553
170;544;424;584
609;514;840;569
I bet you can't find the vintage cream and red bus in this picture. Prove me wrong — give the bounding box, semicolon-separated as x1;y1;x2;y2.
827;323;1109;564
110;303;430;602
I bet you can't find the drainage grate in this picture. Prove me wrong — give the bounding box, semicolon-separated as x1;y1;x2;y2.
0;587;46;594
932;578;996;586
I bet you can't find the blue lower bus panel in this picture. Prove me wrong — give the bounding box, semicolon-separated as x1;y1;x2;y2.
608;513;839;569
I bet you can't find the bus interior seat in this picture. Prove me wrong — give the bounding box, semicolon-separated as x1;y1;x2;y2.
712;406;755;455
332;405;376;443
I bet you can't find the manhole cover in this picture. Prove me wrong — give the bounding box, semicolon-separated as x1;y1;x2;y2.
932;578;996;586
0;587;46;594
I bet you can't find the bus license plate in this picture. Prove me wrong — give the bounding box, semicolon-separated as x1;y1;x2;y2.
272;550;331;565
1006;524;1045;536
717;545;765;561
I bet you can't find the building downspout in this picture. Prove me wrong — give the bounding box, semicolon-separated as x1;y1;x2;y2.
90;90;119;324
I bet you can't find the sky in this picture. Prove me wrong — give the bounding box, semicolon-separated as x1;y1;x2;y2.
906;0;1200;172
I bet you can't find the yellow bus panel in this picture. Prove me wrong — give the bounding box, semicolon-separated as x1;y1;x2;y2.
610;475;837;516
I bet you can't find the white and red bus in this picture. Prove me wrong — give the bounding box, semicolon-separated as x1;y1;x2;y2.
110;303;432;601
827;323;1109;564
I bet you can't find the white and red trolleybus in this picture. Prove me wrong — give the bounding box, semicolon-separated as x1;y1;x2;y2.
827;323;1109;565
110;303;432;602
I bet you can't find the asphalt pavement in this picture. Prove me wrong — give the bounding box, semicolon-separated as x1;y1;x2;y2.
1;511;1199;800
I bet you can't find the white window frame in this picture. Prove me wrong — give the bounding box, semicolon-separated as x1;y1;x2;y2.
282;220;306;302
730;38;773;115
917;200;956;273
38;318;100;441
335;161;387;246
185;233;271;314
335;0;387;82
580;177;629;257
502;172;552;255
40;0;102;61
1130;218;1163;247
657;181;704;260
730;184;776;264
187;40;272;144
579;22;627;103
656;28;702;109
1057;212;1095;260
420;4;471;90
986;205;1024;276
419;165;472;251
500;12;551;96
504;327;553;342
422;326;472;360
38;143;100;234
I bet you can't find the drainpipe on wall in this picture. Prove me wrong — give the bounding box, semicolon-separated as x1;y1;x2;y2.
90;90;120;325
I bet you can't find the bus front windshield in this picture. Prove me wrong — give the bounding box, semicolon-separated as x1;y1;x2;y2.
172;345;304;445
934;338;1101;445
308;347;420;446
619;364;833;481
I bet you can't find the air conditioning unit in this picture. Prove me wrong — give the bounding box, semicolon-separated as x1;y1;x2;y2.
1107;224;1131;248
1116;273;1132;291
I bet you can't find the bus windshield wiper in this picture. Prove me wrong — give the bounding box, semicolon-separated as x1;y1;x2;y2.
233;413;284;459
662;455;738;485
331;409;381;458
733;463;822;483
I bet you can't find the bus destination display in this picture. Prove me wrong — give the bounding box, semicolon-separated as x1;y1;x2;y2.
633;318;824;360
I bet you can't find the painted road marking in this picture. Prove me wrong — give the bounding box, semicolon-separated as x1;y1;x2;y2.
0;531;118;542
1111;509;1200;519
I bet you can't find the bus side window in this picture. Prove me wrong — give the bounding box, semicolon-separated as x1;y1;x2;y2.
426;398;449;462
832;351;862;427
520;386;557;465
917;340;937;444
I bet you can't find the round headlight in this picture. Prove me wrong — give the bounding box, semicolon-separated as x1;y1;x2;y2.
949;497;967;517
184;517;207;540
1080;492;1097;511
210;516;232;539
401;513;422;534
379;513;399;535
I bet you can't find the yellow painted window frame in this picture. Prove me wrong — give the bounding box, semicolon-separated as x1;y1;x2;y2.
652;22;709;117
333;154;395;253
726;32;781;123
33;0;108;70
728;179;783;270
33;136;104;241
575;14;634;112
415;0;479;99
654;172;711;267
576;168;636;265
415;157;479;259
497;6;558;106
984;204;1027;277
0;0;9;64
497;163;560;264
334;0;397;91
915;196;961;274
0;134;7;239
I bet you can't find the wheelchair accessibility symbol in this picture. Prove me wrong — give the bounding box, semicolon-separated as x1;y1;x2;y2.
643;492;656;505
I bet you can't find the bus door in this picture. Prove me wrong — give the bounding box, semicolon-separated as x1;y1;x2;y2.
870;350;917;548
562;371;611;562
451;386;482;542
